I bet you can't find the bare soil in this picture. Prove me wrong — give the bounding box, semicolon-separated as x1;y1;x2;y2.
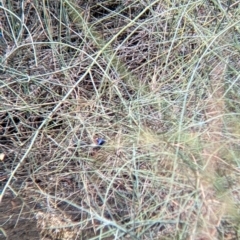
0;194;39;240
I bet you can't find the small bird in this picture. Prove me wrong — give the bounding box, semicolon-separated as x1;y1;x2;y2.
72;136;105;149
96;138;105;146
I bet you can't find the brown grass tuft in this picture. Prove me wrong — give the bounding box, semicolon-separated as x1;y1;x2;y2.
1;1;240;239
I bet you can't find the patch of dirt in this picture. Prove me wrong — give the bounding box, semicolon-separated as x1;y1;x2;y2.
0;194;40;240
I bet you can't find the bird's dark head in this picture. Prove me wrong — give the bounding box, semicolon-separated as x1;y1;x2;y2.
96;138;105;146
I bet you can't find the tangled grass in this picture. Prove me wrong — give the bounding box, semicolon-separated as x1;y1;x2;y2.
0;0;240;239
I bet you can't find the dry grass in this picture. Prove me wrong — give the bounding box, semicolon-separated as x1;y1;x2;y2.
1;0;240;239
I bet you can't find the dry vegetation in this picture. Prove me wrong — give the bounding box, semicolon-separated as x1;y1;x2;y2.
0;0;240;239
